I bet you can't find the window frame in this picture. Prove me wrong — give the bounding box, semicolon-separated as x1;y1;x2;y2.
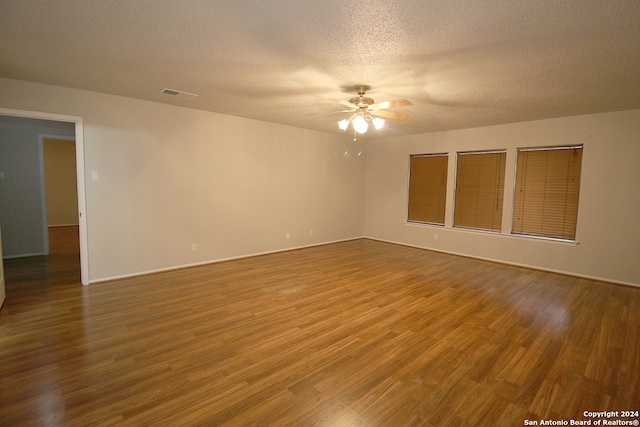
406;153;449;226
511;144;583;242
452;149;507;233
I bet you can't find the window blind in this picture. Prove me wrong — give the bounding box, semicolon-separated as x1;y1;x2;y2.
512;145;583;240
407;154;448;225
453;150;506;232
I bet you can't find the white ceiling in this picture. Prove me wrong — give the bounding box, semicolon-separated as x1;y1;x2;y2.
1;0;639;138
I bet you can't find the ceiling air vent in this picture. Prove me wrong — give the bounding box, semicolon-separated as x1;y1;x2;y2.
159;88;198;99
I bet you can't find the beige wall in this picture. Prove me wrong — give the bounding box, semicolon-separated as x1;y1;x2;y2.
0;78;366;282
44;138;79;226
364;110;640;286
2;77;638;286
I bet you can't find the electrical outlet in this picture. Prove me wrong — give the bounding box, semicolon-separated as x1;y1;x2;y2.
286;233;290;239
434;233;438;240
191;243;197;251
309;229;313;236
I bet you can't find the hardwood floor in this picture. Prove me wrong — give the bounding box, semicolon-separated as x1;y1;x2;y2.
1;236;638;426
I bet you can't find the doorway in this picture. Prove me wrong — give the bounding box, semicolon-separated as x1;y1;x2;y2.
0;108;88;285
41;136;80;258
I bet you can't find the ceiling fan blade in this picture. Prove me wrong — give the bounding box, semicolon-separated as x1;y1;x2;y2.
371;109;410;121
369;99;412;110
339;99;359;109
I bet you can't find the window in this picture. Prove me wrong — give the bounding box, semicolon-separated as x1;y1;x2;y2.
453;150;506;232
512;145;583;240
407;154;448;225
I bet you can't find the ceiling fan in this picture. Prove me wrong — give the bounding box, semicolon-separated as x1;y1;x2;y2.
338;85;412;140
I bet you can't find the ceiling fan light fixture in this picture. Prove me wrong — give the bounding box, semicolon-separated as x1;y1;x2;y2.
337;85;409;139
352;115;368;133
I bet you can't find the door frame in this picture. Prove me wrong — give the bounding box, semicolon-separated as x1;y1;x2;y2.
0;108;89;285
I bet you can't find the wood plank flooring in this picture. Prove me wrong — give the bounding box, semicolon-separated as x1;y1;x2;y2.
1;234;639;426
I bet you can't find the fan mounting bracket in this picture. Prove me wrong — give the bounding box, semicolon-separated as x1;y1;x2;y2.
355;85;371;96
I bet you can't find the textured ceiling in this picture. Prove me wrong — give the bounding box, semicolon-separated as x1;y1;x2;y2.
1;0;639;138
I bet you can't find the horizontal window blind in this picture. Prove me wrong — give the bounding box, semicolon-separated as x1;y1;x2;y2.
407;154;448;225
512;145;583;240
454;150;506;232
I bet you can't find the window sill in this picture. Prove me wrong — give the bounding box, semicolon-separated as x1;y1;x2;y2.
404;221;579;245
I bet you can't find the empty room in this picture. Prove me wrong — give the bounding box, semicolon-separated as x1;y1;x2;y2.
1;1;639;426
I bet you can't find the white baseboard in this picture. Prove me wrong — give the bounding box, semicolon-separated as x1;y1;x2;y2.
89;237;363;284
3;252;46;260
364;236;640;288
